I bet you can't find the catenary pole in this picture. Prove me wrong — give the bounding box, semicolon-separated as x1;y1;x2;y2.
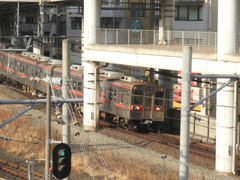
62;39;71;180
232;80;238;174
45;83;51;179
179;46;192;180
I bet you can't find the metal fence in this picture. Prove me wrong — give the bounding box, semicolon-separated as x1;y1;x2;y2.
95;28;240;55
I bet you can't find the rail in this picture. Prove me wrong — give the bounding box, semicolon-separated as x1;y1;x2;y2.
96;28;240;55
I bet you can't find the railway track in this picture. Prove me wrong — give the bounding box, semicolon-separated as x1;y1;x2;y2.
0;158;44;180
99;119;216;159
100;119;240;172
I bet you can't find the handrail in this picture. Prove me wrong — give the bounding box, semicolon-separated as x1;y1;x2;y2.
95;28;240;55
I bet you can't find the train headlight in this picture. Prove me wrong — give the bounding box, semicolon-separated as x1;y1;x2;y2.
130;105;142;111
132;106;140;110
144;106;150;110
156;107;164;111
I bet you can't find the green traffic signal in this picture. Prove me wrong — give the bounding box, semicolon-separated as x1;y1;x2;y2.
59;150;66;156
52;143;71;179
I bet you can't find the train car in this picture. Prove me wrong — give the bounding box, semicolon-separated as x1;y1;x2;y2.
0;51;166;132
99;71;165;131
0;51;62;96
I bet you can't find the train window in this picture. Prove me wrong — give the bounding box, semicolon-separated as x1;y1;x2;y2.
26;65;30;76
22;65;25;74
113;90;117;101
109;87;113;100
101;87;106;98
42;71;46;78
31;69;37;76
10;61;14;69
133;91;142;104
77;81;82;91
72;80;77;90
120;92;124;103
19;63;23;73
155;92;164;105
126;93;129;106
38;69;43;77
145;94;152;105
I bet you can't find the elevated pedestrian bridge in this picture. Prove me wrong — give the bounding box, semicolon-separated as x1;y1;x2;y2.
84;29;240;74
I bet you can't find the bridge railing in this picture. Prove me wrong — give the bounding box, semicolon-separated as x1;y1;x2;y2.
96;28;240;54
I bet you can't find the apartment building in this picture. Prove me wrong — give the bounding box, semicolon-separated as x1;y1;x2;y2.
175;0;218;31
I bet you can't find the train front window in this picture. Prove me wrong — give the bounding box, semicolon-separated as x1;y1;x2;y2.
155;92;164;105
133;90;142;104
145;93;152;105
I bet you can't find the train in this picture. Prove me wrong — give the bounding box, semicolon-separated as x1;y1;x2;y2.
0;50;166;132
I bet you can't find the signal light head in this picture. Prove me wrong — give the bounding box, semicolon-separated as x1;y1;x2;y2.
52;143;71;179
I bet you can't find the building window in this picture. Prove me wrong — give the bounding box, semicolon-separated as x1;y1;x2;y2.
26;16;34;23
175;6;203;21
131;3;146;17
71;17;82;30
102;0;124;5
154;0;161;16
101;18;120;28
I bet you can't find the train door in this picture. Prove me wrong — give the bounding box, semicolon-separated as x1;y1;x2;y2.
132;88;144;120
153;91;165;121
142;92;154;119
116;90;127;118
107;87;116;114
14;60;17;74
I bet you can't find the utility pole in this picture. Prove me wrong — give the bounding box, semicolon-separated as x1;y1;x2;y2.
179;46;192;180
62;39;71;180
45;83;51;179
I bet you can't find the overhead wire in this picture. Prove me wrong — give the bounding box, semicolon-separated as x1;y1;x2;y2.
77;131;96;180
88;132;113;180
65;123;238;180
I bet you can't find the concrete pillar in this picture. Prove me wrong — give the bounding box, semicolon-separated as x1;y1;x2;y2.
217;0;238;57
33;5;44;55
83;0;101;130
158;0;175;44
83;0;100;46
216;0;239;173
82;61;98;130
33;42;43;55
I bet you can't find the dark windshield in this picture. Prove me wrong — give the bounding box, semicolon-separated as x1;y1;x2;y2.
155;92;164;105
133;90;142;104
